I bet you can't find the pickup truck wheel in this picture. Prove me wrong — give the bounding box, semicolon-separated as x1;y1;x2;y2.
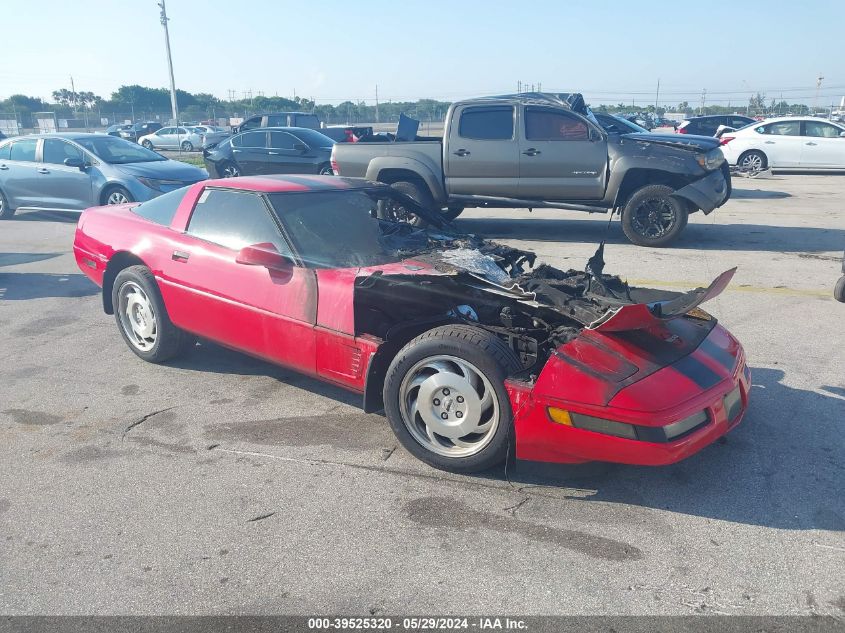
621;185;688;247
834;276;845;303
383;324;522;473
379;180;436;226
442;206;464;221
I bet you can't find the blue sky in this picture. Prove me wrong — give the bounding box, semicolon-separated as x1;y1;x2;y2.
1;0;842;108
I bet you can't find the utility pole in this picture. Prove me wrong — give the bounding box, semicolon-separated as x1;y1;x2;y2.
69;75;76;113
700;88;706;115
375;85;379;123
814;73;824;112
158;0;179;125
654;78;660;112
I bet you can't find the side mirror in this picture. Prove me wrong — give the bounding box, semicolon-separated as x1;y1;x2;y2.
840;132;845;137
293;142;308;152
64;157;85;170
236;243;293;276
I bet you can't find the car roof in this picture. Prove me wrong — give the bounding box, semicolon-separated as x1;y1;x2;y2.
758;116;842;123
246;126;325;133
202;175;384;194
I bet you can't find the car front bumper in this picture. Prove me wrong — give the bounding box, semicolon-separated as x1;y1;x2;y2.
671;162;732;214
507;333;749;466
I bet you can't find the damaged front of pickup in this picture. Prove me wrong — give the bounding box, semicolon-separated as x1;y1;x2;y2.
354;229;749;467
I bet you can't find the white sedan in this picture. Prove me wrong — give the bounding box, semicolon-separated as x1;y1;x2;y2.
720;117;845;170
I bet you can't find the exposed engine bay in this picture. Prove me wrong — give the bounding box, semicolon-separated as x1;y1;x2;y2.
353;223;735;380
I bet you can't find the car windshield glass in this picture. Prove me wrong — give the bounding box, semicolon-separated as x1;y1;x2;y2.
611;115;648;133
268;190;436;268
290;129;335;147
74;136;166;163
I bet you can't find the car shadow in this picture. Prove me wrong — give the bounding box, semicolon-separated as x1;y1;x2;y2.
13;209;80;224
0;272;99;300
729;188;791;199
0;252;62;267
492;366;845;531
167;340;362;407
454;217;844;253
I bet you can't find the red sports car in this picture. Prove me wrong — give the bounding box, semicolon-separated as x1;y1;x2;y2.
73;175;749;473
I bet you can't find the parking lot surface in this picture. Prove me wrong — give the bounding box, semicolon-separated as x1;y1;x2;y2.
0;174;843;615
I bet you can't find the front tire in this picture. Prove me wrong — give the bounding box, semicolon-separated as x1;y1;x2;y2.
737;150;767;171
318;163;334;176
112;266;194;363
383;325;522;473
181;141;194;152
621;184;688;247
141;140;153;150
221;162;240;178
0;188;15;219
103;186;134;206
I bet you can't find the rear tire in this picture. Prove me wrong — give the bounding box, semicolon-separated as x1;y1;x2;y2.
0;188;15;219
181;141;194;152
737;150;767;171
383;324;522;473
112;265;195;363
621;184;688;247
835;276;845;303
318;163;334;176
378;180;436;226
441;206;464;221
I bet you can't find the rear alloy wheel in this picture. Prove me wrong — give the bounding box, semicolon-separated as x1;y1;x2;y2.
621;184;688;247
104;186;134;205
113;265;194;363
141;140;153;150
181;141;194;152
738;150;767;171
383;324;522;473
0;188;15;219
221;162;240;178
318;163;334;176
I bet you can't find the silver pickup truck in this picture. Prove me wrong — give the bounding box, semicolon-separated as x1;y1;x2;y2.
331;93;731;247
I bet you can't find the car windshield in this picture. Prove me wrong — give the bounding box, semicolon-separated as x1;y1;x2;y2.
290;129;335;148
268;189;437;268
74;136;167;164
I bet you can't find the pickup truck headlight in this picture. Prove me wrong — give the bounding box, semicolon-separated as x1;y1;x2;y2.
136;177;184;191
696;148;725;171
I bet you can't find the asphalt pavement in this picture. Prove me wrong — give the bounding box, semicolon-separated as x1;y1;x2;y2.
0;174;843;615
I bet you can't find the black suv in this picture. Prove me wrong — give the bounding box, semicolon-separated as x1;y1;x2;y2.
678;115;755;137
118;122;163;143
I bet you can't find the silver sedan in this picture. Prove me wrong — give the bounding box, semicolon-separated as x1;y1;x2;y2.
138;126;204;152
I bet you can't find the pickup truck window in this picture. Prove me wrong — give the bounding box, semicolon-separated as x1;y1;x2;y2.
458;106;514;140
525;107;589;141
267;115;287;127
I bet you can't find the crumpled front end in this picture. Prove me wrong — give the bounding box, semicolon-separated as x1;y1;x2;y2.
672;161;732;214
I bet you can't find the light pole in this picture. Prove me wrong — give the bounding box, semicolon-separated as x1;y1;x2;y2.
158;0;179;125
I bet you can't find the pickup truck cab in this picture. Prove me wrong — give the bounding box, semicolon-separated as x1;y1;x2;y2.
234;112;321;134
331;93;730;247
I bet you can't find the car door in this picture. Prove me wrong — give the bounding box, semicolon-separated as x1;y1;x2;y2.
755;121;803;167
151;127;173;149
265;131;314;174
174;127;190;149
518;106;607;200
800;120;845;168
36;138;94;209
230;131;269;175
161;187;317;374
445;104;520;197
0;138;41;208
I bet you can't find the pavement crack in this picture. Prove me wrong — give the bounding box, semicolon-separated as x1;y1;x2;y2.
122;406;177;440
247;511;276;523
502;495;531;517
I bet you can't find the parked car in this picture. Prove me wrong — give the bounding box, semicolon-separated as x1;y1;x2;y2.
593;112;650;135
119;122;162;143
191;125;230;148
678;115;756;137
835;251;845;302
139;126;204;152
720;117;845;171
72;174;748;473
105;124;132;137
0;133;206;217
233;112;321;134
332;93;731;247
203;127;335;178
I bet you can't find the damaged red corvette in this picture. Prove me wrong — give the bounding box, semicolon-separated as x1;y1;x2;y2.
73;175;749;473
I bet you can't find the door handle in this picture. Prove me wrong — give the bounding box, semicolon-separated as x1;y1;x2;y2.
453;149;470;157
764;141;775;144
522;148;541;156
232;149;242;153
171;250;190;262
37;168;50;174
268;151;280;155
805;142;818;146
0;164;8;170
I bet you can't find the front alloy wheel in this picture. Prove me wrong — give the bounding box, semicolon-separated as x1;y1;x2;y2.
106;189;131;205
222;163;240;178
117;281;157;352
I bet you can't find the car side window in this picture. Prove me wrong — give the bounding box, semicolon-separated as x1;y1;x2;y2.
177;127;188;135
458;106;514;140
804;121;842;138
762;122;800;136
9;139;37;162
525;107;589;141
0;142;10;160
269;131;297;150
42;139;84;165
157;128;171;136
187;189;292;255
731;118;751;128
232;131;266;148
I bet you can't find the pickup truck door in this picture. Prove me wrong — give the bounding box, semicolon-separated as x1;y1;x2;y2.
445;104;520;197
518;106;607;200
